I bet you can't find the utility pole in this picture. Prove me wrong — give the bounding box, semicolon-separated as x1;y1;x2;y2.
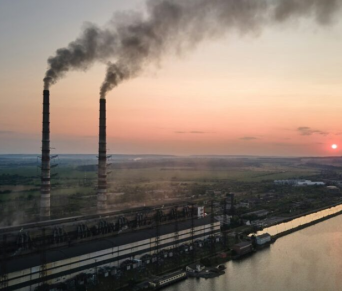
0;235;8;289
223;196;229;249
210;200;216;256
155;210;161;275
174;206;179;266
190;203;195;262
39;228;47;286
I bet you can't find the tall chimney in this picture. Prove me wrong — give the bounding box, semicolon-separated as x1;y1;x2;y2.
40;90;51;219
97;99;107;212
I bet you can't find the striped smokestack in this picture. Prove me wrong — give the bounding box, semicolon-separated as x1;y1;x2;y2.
40;90;51;219
97;98;107;212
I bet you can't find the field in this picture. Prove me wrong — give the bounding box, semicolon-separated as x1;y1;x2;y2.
0;158;318;201
109;166;317;183
1;154;341;223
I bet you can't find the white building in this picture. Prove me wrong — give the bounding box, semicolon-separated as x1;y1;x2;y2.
274;179;325;186
197;206;205;218
296;180;325;186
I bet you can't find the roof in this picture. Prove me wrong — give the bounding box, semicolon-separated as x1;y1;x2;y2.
234;241;252;248
242;209;268;217
256;233;271;239
4;216;214;274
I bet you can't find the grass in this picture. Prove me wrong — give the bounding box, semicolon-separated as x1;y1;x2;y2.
0;163;319;204
0;166;40;176
108;167;317;183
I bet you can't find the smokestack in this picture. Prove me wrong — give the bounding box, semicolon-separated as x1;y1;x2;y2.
40;90;51;219
97;98;107;212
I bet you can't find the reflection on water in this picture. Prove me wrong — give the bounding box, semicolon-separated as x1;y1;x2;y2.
258;204;342;237
163;205;342;291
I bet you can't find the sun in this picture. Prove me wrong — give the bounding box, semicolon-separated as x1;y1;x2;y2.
332;144;338;149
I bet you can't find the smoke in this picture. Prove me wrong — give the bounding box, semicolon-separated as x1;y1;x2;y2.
100;62;129;99
43;24;118;90
43;0;341;97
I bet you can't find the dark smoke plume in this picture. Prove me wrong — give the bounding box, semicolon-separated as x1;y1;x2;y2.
43;0;341;97
43;23;118;90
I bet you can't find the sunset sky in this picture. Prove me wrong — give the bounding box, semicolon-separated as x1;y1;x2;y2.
0;0;342;156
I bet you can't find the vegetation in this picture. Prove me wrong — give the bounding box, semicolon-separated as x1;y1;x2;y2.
1;154;342;224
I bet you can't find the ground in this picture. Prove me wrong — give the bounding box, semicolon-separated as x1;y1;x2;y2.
1;154;342;224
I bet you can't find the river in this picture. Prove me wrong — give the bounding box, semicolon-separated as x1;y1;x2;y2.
164;207;342;291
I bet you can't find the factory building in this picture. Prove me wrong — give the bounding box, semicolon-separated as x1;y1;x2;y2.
2;216;220;291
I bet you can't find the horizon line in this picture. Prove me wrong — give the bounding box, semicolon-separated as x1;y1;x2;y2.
0;153;341;159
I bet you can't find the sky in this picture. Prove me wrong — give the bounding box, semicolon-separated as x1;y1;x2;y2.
0;0;342;156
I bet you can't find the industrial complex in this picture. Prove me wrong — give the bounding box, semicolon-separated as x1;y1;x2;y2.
0;90;339;291
2;84;336;290
0;212;220;290
0;90;225;290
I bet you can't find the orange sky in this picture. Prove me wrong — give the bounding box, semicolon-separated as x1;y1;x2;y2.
0;1;342;156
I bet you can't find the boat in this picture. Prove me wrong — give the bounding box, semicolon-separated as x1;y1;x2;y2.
197;269;224;278
188;267;225;279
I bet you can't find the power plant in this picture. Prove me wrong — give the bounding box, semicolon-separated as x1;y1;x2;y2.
1;0;339;288
0;202;221;290
0;90;224;291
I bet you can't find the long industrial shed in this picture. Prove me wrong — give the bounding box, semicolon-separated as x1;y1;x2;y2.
2;216;220;290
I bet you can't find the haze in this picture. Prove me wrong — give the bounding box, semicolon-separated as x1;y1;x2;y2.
1;0;342;156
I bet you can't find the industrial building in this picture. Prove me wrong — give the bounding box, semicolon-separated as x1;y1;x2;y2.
0;90;223;291
253;233;271;247
1;215;220;290
232;241;253;258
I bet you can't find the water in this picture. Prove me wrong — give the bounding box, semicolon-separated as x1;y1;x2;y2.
257;204;342;237
164;208;342;291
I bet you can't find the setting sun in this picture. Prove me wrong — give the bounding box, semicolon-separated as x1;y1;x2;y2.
332;144;338;149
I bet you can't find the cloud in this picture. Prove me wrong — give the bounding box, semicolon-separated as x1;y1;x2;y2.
190;131;205;134
174;131;214;134
240;136;258;141
297;127;329;136
272;143;298;147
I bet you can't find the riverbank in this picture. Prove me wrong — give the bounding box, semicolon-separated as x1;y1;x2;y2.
272;205;342;240
150;203;342;289
163;214;342;291
264;201;342;229
95;203;342;291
